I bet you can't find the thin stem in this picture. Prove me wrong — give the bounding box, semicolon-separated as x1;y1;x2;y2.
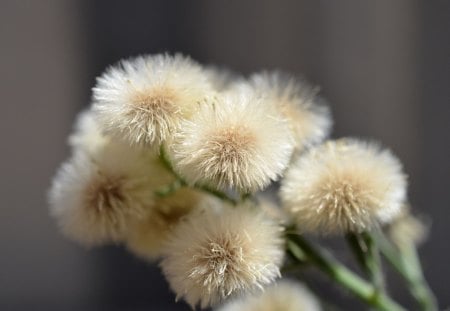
287;233;406;311
155;179;184;197
158;145;238;205
375;232;438;311
346;232;385;294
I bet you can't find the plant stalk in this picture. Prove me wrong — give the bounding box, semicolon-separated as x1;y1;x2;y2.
287;233;406;311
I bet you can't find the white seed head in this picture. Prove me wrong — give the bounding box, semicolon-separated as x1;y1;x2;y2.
217;280;321;311
389;210;428;248
125;188;210;261
170;87;295;192
204;66;243;91
281;139;407;234
68;109;112;155
49;120;174;245
248;71;331;151
160;205;285;308
92;53;213;146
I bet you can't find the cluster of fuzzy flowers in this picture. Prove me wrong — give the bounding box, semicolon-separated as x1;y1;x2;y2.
49;53;415;310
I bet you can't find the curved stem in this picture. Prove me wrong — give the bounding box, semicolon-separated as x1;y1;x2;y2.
346;232;385;294
374;232;438;311
287;233;406;311
158;145;238;205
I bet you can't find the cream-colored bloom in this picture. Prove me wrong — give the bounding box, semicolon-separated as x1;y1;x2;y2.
125;187;209;261
160;205;285;308
281;139;407;234
248;72;331;151
204;66;242;91
170;87;295;192
68;109;110;155
218;280;321;311
92;53;213;146
389;210;428;248
49;139;173;246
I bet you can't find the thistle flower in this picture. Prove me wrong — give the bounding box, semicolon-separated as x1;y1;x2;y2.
125;188;208;261
280;139;407;234
92;53;213;146
160;205;285;308
218;280;321;311
169;87;295;192
48;139;174;246
248;72;331;151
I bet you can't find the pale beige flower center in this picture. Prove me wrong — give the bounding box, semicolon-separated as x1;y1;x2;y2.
84;176;125;216
130;87;180;116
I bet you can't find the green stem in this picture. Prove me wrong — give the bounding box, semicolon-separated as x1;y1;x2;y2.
287;233;406;311
375;232;438;311
346;232;385;293
158;145;238;205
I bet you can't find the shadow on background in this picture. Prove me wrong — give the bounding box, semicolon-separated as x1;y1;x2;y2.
1;1;449;310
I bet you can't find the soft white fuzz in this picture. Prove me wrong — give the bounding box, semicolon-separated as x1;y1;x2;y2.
389;211;428;248
281;139;407;234
218;280;321;311
92;53;213;146
68;109;110;155
125;188;208;261
248;71;331;151
170;87;295;192
204;66;242;91
160;205;285;308
49;137;173;246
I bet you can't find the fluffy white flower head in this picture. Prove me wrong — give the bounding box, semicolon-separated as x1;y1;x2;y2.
170;88;295;192
125;188;208;261
281;139;407;234
68;109;110;155
218;280;321;311
49;120;174;245
389;210;428;248
92;53;213;146
160;205;285;308
249;72;331;151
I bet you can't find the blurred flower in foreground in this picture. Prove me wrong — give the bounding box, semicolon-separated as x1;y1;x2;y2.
49;112;173;245
248;71;331;152
92;54;213;146
125;188;210;261
170;87;294;192
160;205;285;308
281;139;407;234
217;280;321;311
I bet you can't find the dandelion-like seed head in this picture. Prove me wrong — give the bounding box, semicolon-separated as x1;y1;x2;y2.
160;205;285;308
218;280;322;311
49;121;174;245
389;209;428;248
249;71;331;151
170;88;294;192
281;139;407;234
125;188;209;261
93;53;213;146
204;66;243;91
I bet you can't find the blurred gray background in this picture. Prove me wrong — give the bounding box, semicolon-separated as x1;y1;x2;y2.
1;0;449;310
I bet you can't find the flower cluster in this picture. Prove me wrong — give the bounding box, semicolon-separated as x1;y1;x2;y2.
49;53;419;310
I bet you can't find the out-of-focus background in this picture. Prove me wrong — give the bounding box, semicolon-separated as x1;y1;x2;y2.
1;1;449;310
